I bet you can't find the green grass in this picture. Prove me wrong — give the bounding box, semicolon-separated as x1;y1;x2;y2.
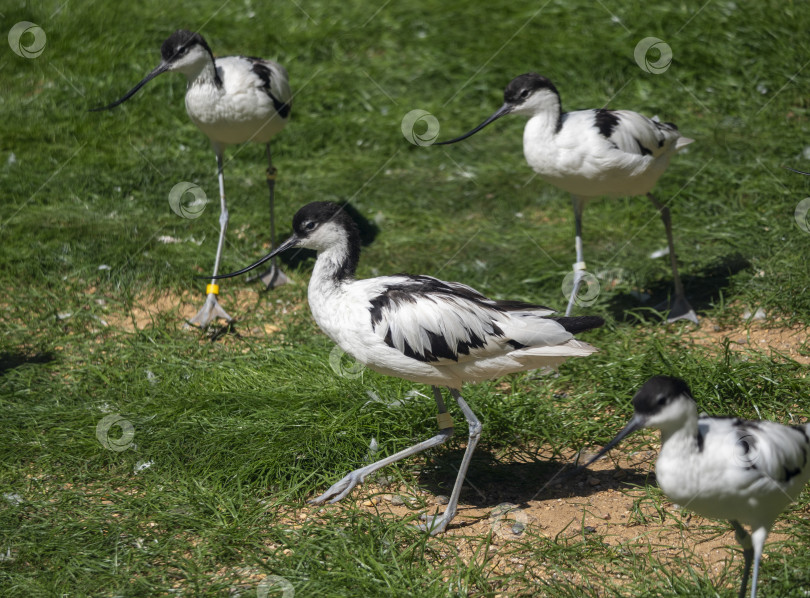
2;0;810;596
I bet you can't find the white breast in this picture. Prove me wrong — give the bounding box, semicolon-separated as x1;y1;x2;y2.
523;110;686;198
184;56;288;146
656;420;810;528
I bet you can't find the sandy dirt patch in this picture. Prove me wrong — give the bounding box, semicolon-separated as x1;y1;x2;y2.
295;444;802;591
684;315;809;365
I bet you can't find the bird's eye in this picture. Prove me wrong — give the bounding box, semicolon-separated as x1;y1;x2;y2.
657;396;668;406
520;88;530;99
177;46;188;56
304;221;317;231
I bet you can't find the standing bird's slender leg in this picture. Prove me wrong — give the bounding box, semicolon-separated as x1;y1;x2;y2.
731;521;754;598
565;195;587;316
248;143;288;289
419;388;482;535
747;527;769;598
188;147;233;328
647;193;698;324
309;386;455;506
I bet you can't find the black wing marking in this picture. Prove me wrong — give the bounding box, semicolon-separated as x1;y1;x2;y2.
594;109;620;139
545;316;604;334
368;275;554;363
247;58;291;119
597;110;682;157
368;275;550;327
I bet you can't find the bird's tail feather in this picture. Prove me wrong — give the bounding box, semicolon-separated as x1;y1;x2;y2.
675;137;695;150
512;338;598;358
546;315;604;334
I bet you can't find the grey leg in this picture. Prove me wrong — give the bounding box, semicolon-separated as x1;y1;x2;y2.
647;193;698;324
418;388;482;535
309;386;454;505
565;195;586;316
248;143;288;289
731;521;754;598
188;147;233;328
747;526;768;598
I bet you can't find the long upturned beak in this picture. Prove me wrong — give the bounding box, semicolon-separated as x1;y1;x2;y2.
436;103;513;145
90;62;170;111
785;167;810;176
205;234;301;280
578;414;647;470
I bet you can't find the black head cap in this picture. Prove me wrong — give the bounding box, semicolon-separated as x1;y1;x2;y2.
504;73;560;105
160;30;213;63
632;375;693;415
291;201;356;234
291;202;361;280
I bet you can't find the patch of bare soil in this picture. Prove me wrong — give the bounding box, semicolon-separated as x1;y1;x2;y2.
93;283;307;338
295;444;801;592
683;315;809;365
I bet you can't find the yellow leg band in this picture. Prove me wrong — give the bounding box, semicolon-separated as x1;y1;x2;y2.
436;412;454;430
206;284;219;295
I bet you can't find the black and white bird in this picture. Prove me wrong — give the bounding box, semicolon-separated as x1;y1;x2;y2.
437;73;696;323
211;201;604;534
581;375;810;598
93;29;292;328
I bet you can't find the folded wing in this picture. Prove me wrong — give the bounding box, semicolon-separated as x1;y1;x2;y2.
367;275;602;364
605;110;692;158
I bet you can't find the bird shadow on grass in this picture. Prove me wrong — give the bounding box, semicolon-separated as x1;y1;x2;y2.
415;446;651;510
0;351;55;377
275;201;379;272
602;253;750;324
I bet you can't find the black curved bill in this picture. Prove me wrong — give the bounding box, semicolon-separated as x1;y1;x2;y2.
785;167;810;176
577;414;646;471
203;234;301;280
90;62;169;111
436;103;513;145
